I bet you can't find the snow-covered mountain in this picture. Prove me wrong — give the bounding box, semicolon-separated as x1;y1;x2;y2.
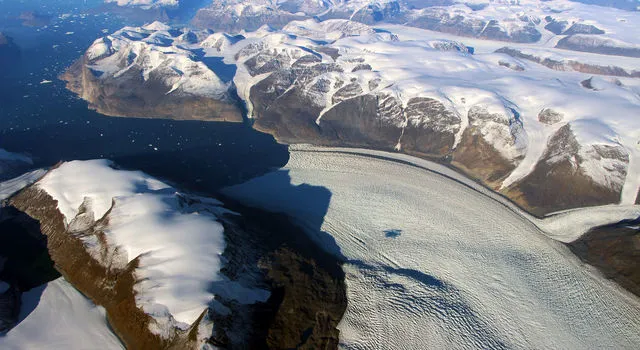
67;17;640;214
192;0;640;47
62;22;243;122
7;160;271;348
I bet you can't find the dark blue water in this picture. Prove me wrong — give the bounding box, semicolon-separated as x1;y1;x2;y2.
0;1;289;195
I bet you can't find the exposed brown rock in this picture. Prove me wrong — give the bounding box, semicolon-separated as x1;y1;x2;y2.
9;187;178;349
401;97;459;156
498;60;525;71
538;108;564;125
451;129;515;188
504;124;626;216
207;198;347;349
496;47;640;78
452;107;522;187
60;57;243;123
569;220;640;297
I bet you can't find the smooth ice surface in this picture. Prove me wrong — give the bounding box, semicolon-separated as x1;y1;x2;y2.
0;278;123;349
224;146;640;349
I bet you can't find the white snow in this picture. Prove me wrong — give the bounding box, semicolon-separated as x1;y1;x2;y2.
36;160;269;336
86;25;231;99
0;278;123;349
224;145;640;349
188;18;640;199
38;160;169;223
0;169;46;201
87;11;640;201
105;0;178;9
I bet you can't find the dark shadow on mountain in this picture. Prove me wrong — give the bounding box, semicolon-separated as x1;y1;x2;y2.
222;169;344;260
211;172;347;348
0;206;59;291
14;283;45;322
0;205;58;334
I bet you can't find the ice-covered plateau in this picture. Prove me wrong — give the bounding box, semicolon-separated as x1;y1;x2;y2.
68;16;640;215
7;159;271;349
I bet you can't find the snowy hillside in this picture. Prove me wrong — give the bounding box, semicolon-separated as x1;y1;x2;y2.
86;22;229;100
62;22;243;122
204;19;639;213
10;160;269;347
0;278;124;350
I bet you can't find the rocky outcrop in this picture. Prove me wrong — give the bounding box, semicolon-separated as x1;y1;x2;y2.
193;0;541;43
495;47;640;78
406;8;541;43
504;124;628;216
10;187;174;348
452;106;525;187
569;218;640;297
218;200;346;349
538;108;564;125
65;22;638;216
544;17;604;36
556;35;640;58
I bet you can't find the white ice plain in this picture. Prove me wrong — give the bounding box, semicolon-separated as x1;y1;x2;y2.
0;278;123;349
224;146;640;349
